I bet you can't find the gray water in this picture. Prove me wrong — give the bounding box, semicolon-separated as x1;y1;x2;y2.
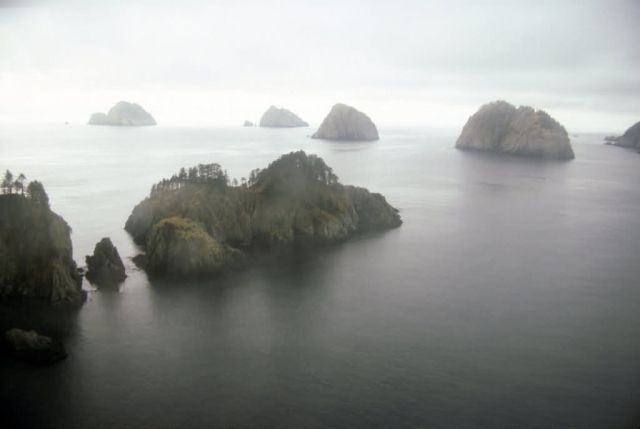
1;125;639;428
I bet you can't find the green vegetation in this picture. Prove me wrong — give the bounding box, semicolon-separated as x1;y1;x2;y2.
0;174;83;303
126;151;401;277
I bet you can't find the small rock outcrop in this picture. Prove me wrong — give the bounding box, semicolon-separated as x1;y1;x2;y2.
259;106;308;128
0;181;84;304
312;103;379;141
85;238;127;287
243;120;255;127
604;121;640;149
88;101;156;126
5;328;67;365
455;100;575;160
125;151;401;277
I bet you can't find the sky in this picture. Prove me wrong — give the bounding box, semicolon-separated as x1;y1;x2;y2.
0;0;638;131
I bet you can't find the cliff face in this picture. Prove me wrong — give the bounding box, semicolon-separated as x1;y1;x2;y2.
88;101;157;126
312;103;379;141
0;195;83;303
125;151;401;277
259;106;308;128
607;121;640;149
455;100;575;160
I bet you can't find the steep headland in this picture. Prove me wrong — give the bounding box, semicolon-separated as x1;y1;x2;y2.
88;101;157;126
312;103;379;141
125;151;401;277
455;100;575;160
604;121;640;150
0;176;83;304
259;106;308;128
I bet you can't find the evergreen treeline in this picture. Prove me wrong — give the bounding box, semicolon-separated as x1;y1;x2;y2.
1;170;49;208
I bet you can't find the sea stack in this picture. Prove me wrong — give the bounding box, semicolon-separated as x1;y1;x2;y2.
88;101;157;126
604;121;640;149
85;237;127;287
259;106;308;128
455;100;574;160
312;103;379;141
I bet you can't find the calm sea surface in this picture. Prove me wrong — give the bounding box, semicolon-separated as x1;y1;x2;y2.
1;124;639;428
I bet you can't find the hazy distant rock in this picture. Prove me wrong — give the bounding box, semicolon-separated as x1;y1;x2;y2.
259;106;308;128
243;120;255;127
455;100;574;160
85;237;127;287
88;101;156;126
312;103;379;141
604;121;640;149
88;112;109;125
5;328;67;365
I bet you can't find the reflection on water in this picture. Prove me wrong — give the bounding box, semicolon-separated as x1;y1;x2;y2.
1;126;640;428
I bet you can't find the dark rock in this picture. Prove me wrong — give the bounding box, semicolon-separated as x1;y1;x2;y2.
259;106;308;128
5;328;67;365
455;100;575;160
312;103;379;141
88;101;156;126
0;192;84;304
85;238;127;287
605;121;640;149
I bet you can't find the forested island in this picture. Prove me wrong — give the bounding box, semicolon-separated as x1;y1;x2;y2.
125;151;401;277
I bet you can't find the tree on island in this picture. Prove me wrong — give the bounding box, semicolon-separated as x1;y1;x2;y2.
2;170;14;194
27;180;50;209
14;173;27;196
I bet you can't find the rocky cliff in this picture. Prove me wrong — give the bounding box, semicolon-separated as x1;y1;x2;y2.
125;151;401;277
312;103;379;141
604;121;640;149
0;193;83;303
455;100;575;160
259;106;308;128
88;101;156;126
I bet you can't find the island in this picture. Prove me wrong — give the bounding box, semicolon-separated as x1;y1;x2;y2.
125;151;401;277
312;103;379;141
88;101;157;126
85;238;127;287
243;120;255;127
455;100;575;160
0;171;84;304
603;121;640;150
259;106;308;128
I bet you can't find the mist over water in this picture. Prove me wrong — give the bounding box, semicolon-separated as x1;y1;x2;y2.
1;125;639;428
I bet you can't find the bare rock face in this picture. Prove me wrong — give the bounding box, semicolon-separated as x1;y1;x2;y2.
88;101;156;126
455;100;575;160
85;237;127;287
604;121;640;149
5;328;67;365
312;103;379;141
259;106;308;128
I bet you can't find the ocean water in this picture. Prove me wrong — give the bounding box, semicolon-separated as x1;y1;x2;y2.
1;124;639;428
